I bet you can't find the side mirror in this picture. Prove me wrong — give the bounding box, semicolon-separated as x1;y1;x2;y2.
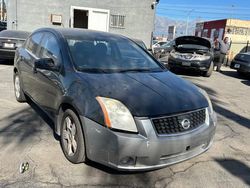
34;58;60;72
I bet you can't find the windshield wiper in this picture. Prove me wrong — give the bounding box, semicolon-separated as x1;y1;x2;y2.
78;68;162;73
78;68;109;73
117;69;155;73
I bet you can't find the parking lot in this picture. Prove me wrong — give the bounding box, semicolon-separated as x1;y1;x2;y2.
0;63;249;188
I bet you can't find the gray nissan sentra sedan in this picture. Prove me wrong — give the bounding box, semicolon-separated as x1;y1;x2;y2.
13;28;217;171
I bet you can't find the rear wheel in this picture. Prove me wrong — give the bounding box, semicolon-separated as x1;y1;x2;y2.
203;61;214;77
14;72;26;102
60;109;86;164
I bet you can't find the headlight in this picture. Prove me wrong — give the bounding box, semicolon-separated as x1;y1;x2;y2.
199;88;217;126
194;55;211;61
198;88;214;114
96;97;138;133
170;51;179;59
15;42;23;48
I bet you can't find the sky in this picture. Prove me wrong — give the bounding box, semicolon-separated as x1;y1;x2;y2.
157;0;250;21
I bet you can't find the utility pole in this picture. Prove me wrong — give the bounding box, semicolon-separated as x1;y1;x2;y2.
0;0;3;21
185;9;194;35
151;0;159;48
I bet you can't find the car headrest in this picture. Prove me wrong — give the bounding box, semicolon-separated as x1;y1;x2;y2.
95;43;108;57
73;42;94;54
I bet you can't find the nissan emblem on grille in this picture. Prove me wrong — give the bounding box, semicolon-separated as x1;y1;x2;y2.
181;119;191;130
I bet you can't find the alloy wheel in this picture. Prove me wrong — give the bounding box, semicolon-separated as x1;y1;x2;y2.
14;75;21;99
62;116;78;156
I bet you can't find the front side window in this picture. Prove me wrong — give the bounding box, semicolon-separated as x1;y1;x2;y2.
40;33;61;63
66;35;162;73
26;32;43;56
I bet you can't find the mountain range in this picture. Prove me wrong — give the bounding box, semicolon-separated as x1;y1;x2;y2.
155;16;199;37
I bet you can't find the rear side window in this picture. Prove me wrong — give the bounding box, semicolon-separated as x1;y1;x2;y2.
26;33;43;56
40;33;61;63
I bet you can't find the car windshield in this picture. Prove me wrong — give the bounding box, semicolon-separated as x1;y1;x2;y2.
177;44;208;50
66;36;162;73
161;41;174;48
158;42;167;46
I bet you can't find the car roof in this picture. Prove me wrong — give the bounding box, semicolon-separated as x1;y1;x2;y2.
130;38;147;49
0;30;30;39
35;28;129;41
131;38;143;43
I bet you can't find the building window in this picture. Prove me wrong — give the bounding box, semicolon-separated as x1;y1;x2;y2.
202;29;208;38
110;14;125;28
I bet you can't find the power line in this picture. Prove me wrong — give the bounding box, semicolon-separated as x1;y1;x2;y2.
159;3;250;11
157;7;250;16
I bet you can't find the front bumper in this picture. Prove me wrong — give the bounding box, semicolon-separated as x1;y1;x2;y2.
168;57;212;71
80;112;217;171
230;60;250;73
0;48;16;60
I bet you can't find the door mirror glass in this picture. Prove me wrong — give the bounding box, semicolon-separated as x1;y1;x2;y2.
34;58;59;71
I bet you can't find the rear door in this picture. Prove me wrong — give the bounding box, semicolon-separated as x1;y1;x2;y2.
33;32;63;117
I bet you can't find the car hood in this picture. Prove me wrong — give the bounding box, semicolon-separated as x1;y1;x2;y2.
175;36;211;49
78;71;208;117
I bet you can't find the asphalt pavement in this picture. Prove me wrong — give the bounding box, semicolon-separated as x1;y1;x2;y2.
0;63;249;188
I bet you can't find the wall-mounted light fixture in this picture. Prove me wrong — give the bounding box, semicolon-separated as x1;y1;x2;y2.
151;0;160;9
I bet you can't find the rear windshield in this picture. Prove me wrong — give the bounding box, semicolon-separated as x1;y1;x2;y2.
235;54;250;62
0;30;30;39
66;35;162;73
162;41;175;48
0;22;6;27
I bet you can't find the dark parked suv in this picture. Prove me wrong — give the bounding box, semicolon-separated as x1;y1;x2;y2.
13;28;216;171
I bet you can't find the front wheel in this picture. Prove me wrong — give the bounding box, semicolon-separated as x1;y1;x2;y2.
60;109;86;164
203;61;214;77
237;70;245;76
14;72;26;102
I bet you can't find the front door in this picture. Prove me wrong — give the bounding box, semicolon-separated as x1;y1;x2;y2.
34;32;63;117
19;32;44;98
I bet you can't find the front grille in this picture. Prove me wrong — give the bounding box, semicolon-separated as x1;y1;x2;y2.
152;109;206;135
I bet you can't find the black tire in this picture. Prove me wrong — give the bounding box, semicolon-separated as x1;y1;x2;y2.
14;72;26;102
203;61;214;77
237;70;245;76
60;109;86;164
